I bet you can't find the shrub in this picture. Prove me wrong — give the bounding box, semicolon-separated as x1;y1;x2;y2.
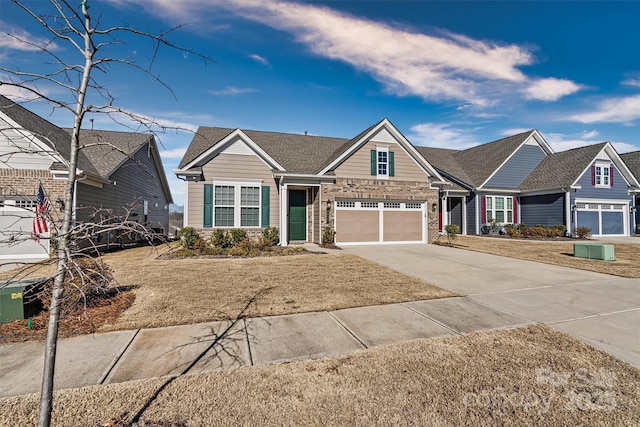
177;226;199;249
193;238;209;253
504;223;520;237
322;227;336;246
549;224;567;238
524;225;548;239
228;238;258;257
229;229;247;246
211;229;231;248
575;226;592;239
488;218;500;233
260;227;279;247
444;224;459;245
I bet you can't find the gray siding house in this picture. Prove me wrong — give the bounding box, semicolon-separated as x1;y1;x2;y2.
418;131;640;237
0;95;172;260
620;151;640;232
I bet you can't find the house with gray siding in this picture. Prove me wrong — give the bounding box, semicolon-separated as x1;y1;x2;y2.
417;131;639;237
0;95;172;261
620;151;640;233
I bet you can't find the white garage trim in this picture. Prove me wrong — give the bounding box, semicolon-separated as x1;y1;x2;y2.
334;200;427;245
574;198;630;236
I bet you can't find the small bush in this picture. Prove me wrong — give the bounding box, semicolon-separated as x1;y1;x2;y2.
193;238;209;253
322;227;336;246
177;226;199;249
575;226;592;239
549;224;567;238
524;225;548;239
444;224;459;245
260;227;279;247
211;229;231;248
488;218;500;233
229;229;247;246
504;223;520;237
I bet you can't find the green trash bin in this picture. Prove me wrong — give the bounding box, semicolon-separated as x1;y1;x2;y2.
0;279;45;324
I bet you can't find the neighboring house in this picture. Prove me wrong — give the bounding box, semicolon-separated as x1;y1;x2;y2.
0;95;172;261
620;151;640;233
417;131;640;237
174;119;446;245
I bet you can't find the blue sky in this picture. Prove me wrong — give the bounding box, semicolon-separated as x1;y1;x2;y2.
1;0;639;206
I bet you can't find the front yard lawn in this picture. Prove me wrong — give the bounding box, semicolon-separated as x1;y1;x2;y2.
451;236;640;278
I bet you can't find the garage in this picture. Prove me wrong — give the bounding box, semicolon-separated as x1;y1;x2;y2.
334;200;426;244
575;200;629;236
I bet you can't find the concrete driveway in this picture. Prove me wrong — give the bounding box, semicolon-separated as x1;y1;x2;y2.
344;244;640;367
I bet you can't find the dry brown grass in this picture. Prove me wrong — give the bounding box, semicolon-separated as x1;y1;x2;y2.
2;325;638;426
102;245;455;331
452;236;640;278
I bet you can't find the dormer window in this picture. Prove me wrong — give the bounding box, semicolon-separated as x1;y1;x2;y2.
378;148;388;177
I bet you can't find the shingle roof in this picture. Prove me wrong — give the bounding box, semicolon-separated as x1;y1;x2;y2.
65;129;152;179
0;95;101;178
179;126;352;174
415;146;472;188
621;151;640;181
519;142;608;190
453;130;535;187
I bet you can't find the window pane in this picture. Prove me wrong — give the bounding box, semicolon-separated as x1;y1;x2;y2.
507;198;513;209
496;211;505;222
215;186;234;205
487;212;493;221
241;207;259;226
214;207;234;226
378;163;387;175
378;151;387;163
486;197;492;210
241;187;259;206
507;212;513;223
495;197;504;210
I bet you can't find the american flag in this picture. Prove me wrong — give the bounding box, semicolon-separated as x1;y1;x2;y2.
32;183;51;238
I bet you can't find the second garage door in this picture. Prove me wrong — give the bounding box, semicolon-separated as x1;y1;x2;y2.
576;201;629;236
334;200;426;244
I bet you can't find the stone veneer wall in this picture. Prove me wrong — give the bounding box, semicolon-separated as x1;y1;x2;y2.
321;177;440;242
0;169;66;202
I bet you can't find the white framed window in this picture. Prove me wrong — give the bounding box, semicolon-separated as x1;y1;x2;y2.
213;181;261;227
595;163;610;187
377;146;388;178
486;196;513;223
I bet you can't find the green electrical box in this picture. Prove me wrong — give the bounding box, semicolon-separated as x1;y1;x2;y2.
573;243;615;261
0;279;44;324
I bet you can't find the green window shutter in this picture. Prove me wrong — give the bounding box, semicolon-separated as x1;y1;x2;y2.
261;186;270;227
389;151;395;177
203;184;213;228
370;150;376;176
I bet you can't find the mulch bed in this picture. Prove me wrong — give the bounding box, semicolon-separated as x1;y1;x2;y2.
0;292;135;345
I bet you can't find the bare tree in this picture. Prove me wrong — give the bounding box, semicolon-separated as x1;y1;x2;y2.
0;1;212;425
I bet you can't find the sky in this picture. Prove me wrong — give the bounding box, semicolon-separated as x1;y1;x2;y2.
1;0;639;206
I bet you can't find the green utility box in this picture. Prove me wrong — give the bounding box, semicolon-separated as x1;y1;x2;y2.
0;279;44;324
573;243;615;261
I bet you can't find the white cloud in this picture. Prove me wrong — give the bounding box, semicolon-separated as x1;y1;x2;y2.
0;21;57;52
160;147;188;159
524;78;582;101
408;123;480;150
566;94;640;124
209;86;256;96
500;128;531;137
134;0;581;106
544;132;638;153
622;78;640;88
249;53;270;67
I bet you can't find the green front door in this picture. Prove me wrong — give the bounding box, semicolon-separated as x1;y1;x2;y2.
289;190;307;241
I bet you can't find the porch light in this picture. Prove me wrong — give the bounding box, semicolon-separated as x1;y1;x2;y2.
631;206;637;213
571;205;577;212
55;198;65;212
431;202;437;212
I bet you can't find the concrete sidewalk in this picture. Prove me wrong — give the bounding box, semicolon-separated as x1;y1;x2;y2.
0;296;531;398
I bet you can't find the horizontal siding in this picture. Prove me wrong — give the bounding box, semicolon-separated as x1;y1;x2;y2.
335;140;429;181
486;144;546;188
187;153;279;228
466;193;476;234
449;198;463;229
520;193;564;226
0;117;54;170
76;144;171;233
572;163;632;200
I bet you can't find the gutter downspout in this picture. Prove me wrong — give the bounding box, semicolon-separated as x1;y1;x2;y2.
564;191;571;236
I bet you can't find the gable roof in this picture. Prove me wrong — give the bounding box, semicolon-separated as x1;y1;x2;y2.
0;94;101;178
415;146;473;188
454;130;537;187
519;142;608;191
621;151;640;180
178;119;444;180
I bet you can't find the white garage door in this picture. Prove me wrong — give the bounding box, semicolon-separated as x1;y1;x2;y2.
334;200;426;245
0;205;50;262
576;201;628;236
